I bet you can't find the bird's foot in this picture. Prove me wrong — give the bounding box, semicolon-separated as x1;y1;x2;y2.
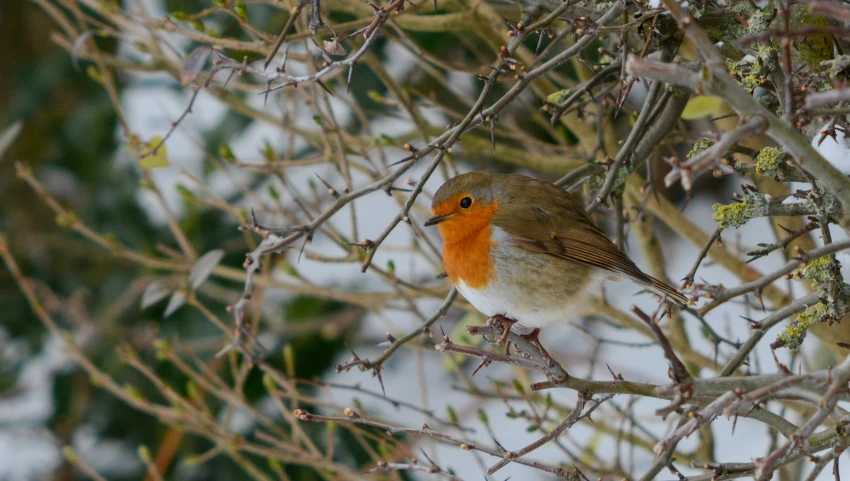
521;327;551;360
484;314;517;347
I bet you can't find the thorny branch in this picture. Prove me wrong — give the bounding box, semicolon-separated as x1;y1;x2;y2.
665;116;768;192
14;0;850;479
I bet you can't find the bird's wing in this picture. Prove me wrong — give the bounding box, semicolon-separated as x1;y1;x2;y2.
491;175;686;306
492;174;688;306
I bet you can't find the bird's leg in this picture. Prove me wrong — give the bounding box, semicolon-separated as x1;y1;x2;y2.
484;314;517;347
521;328;551;360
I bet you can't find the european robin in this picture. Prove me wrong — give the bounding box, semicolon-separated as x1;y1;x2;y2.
425;172;686;333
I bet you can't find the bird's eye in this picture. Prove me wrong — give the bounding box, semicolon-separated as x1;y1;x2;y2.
460;197;472;208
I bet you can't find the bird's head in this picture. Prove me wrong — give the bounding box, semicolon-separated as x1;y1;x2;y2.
425;172;502;242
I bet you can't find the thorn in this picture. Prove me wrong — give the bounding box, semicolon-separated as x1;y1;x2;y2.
536;29;545;57
347;62;356;93
344;342;361;361
315;79;334;97
376;369;386;396
315;173;339;198
298;232;312;263
420;448;438;467
493;437;507;453
471;359;490;377
490;116;497;155
388;154;416;168
281;48;290;73
222;69;236;89
606;363;624;380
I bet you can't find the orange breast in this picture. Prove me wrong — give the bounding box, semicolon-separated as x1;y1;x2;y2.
435;200;500;290
442;226;495;289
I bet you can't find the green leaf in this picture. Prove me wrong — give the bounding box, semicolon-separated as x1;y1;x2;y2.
139;153;168;170
512;379;525;395
62;446;79;462
267;458;282;472
234;1;247;18
682;95;722;120
447;405;459;425
137;445;152;463
580;430;603;465
133;136;170;170
262;141;275;162
546;88;571;105
283;344;295;377
153;339;172;360
268;185;280;200
123;383;146;401
86;65;103;83
186;380;200;400
219;144;236;163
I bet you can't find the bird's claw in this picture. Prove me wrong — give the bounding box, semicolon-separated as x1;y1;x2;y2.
484;314;517;347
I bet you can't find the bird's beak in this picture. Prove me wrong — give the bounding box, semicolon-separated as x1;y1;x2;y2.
424;213;453;226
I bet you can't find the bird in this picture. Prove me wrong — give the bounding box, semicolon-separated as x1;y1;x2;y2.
424;171;687;348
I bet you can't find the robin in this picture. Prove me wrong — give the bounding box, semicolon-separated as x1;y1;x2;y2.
425;171;686;347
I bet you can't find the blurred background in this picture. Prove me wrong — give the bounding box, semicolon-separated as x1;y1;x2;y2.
1;2;375;479
1;0;848;480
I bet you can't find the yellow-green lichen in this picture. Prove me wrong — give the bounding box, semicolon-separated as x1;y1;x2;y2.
790;6;832;71
727;57;764;93
780;253;850;350
796;253;849;302
800;194;842;223
776;302;827;350
712;202;749;229
712;190;771;230
747;9;773;36
546;88;571;105
822;56;850;80
612;164;629;191
582;165;628;196
713;2;751;43
797;255;836;284
583;172;605;194
755;45;780;78
687;138;712;159
755;146;784;179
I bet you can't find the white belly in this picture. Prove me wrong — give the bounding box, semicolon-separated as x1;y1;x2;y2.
455;276;603;328
455;279;511;318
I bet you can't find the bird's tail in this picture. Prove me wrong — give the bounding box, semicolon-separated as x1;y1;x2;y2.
648;278;688;307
